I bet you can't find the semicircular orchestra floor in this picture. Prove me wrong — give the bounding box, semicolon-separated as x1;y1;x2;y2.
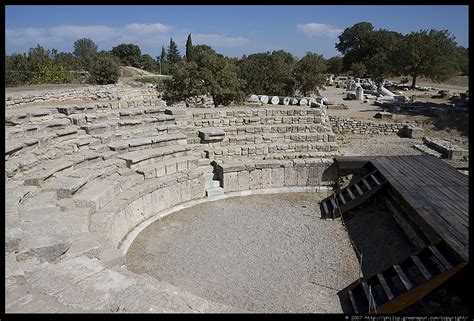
126;192;360;313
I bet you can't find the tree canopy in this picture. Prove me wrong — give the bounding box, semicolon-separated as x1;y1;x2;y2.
185;34;194;62
167;38;181;65
393;29;460;88
237;50;296;96
73;38;98;70
326;56;343;75
111;43;142;67
164;45;244;107
293;52;327;96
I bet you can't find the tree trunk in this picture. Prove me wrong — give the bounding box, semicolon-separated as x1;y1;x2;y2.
411;75;417;89
212;94;218;108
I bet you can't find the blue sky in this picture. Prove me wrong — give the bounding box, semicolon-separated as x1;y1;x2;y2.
6;5;469;59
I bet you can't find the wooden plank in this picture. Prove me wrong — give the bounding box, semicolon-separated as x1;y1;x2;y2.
348;290;359;314
399;155;443;186
346;187;356;200
375;157;406;178
354;183;364;196
377;274;394;301
377;263;466;314
410;255;432;280
361;281;373;308
321;201;329;217
424;207;468;247
429;246;453;270
329;197;338;216
370;174;381;185
338;192;346;205
436;186;469;218
420;185;468;229
392;156;436;187
361;178;372;190
393;265;414;291
416;155;467;186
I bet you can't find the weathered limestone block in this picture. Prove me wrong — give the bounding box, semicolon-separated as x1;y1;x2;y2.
374;112;393;120
180;180;192;203
29;256;135;311
74;181;118;211
82;123;110;135
399;125;424;139
295;165;309;186
249;169;263;189
237;170;250;191
307;163;323;186
43;177;89;199
5;141;24;155
271;167;285;187
223;171;239;192
261;168;272;188
284;165;298;186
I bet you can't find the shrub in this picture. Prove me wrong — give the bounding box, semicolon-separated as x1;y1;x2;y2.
89;54;120;85
29;60;74;85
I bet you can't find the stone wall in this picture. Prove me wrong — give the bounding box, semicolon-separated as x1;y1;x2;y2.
215;158;336;193
328;115;417;135
5;85;165;108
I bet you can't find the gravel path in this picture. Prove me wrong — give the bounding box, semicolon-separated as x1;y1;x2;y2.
127;193;360;313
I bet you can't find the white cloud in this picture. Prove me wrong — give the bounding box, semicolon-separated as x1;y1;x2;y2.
6;22;173;52
6;23;249;55
297;23;343;38
193;34;249;47
125;23;171;33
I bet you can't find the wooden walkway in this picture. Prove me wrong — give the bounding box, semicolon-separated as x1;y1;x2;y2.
368;155;468;262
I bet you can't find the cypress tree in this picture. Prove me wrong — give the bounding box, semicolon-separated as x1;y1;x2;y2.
185;34;194;61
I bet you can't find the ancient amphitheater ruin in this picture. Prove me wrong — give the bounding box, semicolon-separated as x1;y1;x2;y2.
4;83;468;313
5;84;344;312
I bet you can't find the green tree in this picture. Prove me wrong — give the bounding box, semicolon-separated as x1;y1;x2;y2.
326;56;344;75
29;60;74;85
167;38;181;66
336;22;402;83
89;52;120;84
237;50;295;96
27;44;51;74
293;52;327;96
455;46;469;76
185;34;194;61
364;29;403;83
164;45;244;107
53;52;81;71
162;60;204;105
5;53;30;86
237;52;272;94
158;45;168;74
350;62;367;78
267;50;296;96
336;22;375;71
393;29;460;88
196;45;244;106
111;43;142;67
139;54;158;72
73;38;98;70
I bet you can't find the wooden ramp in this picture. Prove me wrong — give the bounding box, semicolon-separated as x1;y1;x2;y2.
320;169;387;219
370;155;468;263
330;155;469;314
345;241;466;314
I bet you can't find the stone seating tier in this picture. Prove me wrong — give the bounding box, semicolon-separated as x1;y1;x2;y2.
5;92;337;312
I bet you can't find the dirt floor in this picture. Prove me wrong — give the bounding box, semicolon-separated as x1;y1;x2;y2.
127;192;362;313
